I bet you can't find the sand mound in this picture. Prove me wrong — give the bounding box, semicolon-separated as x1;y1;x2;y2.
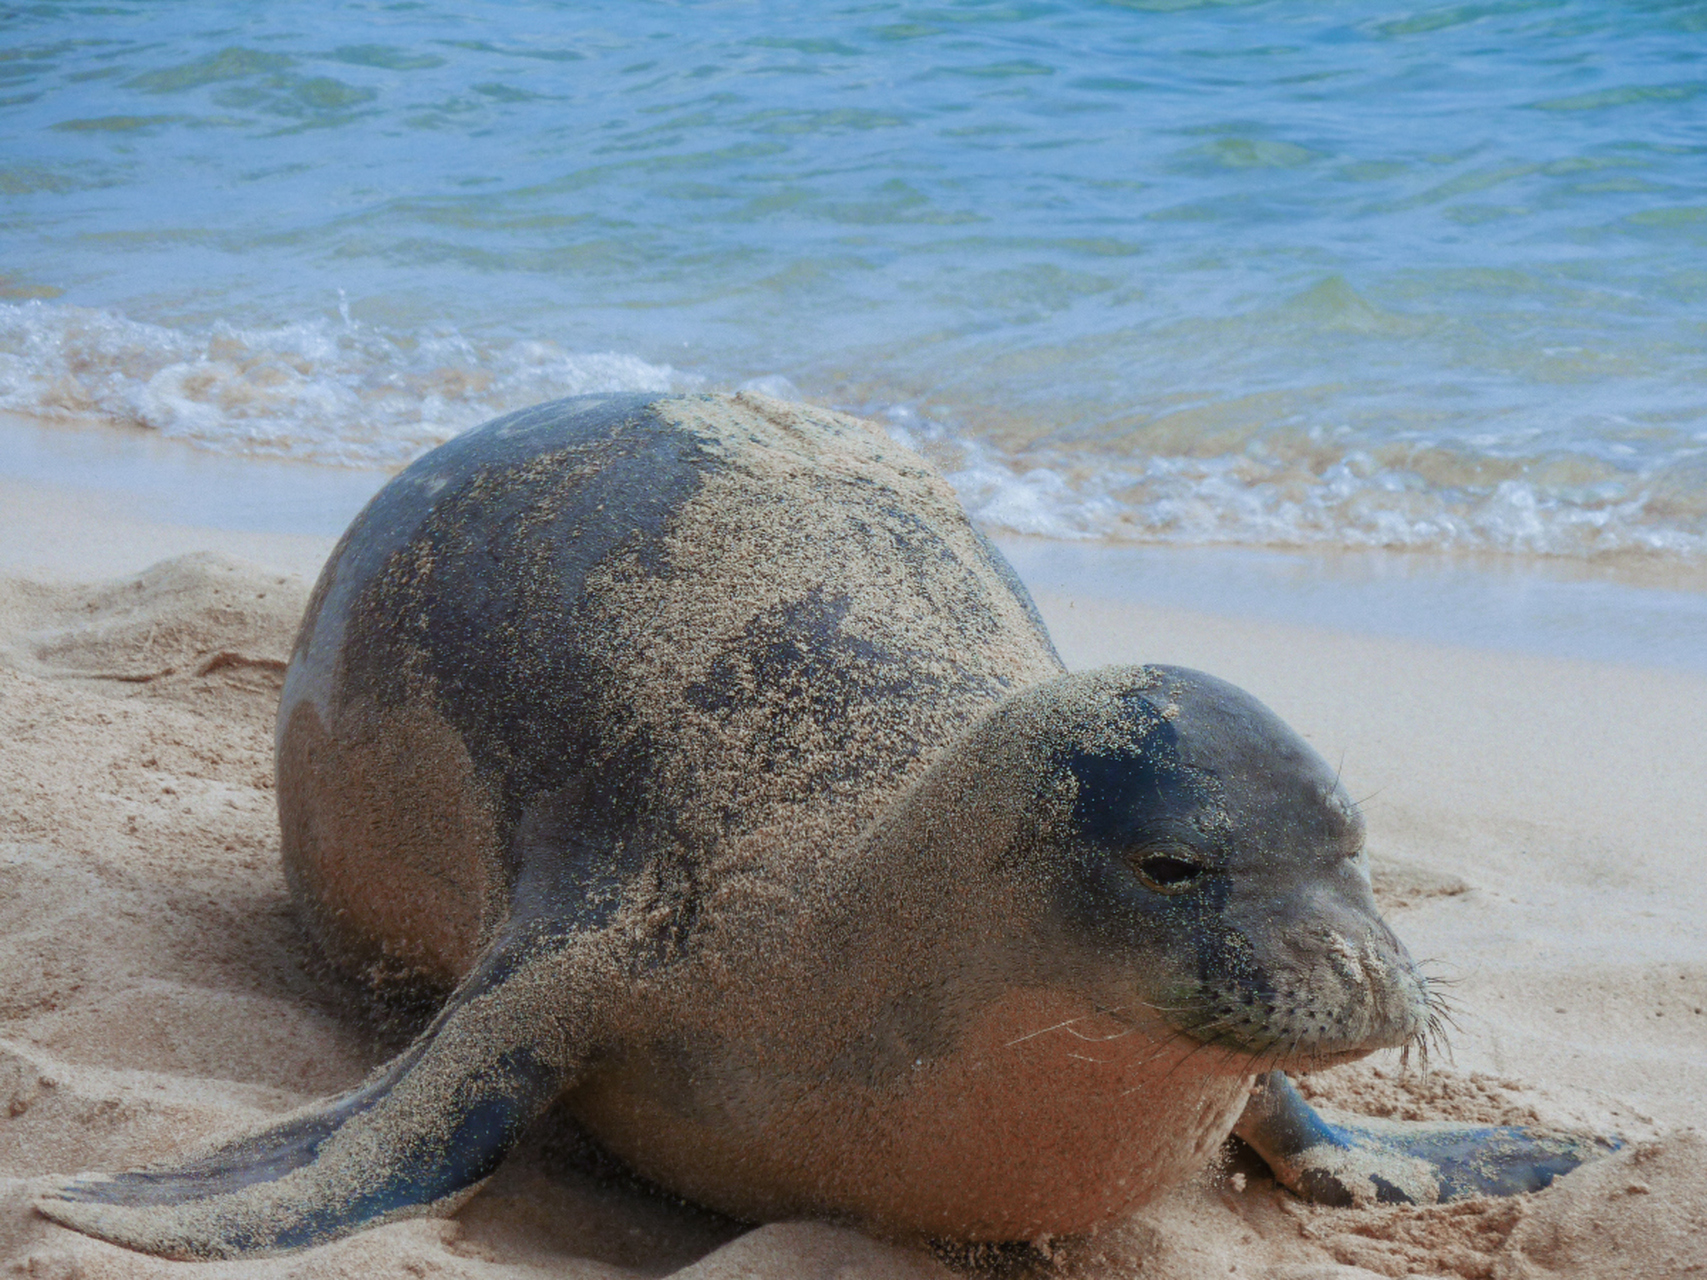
1;555;1701;1280
1;552;299;715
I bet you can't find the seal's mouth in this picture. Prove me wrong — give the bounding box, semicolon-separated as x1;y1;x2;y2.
1155;942;1450;1072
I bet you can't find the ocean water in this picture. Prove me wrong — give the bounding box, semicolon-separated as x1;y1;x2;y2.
3;0;1705;561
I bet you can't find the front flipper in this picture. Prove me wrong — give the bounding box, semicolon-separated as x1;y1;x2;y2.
1234;1071;1615;1206
37;921;595;1259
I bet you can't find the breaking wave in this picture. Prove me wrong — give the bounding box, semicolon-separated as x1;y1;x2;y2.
0;299;686;468
883;409;1707;561
4;300;1704;561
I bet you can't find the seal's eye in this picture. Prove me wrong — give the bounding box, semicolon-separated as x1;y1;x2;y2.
1134;853;1205;895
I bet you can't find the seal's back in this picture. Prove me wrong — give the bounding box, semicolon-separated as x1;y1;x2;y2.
276;391;1063;992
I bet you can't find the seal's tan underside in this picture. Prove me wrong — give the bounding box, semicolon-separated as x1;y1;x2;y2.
278;694;503;989
570;986;1255;1239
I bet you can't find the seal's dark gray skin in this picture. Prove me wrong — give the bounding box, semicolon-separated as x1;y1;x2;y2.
38;393;1604;1258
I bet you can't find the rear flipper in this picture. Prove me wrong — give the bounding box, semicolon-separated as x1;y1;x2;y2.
1234;1071;1617;1206
36;922;594;1259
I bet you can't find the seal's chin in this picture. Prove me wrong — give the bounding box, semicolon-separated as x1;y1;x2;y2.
1277;1045;1382;1071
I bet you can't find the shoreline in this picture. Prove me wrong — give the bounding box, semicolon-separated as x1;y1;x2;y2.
1004;537;1707;678
6;410;1703;676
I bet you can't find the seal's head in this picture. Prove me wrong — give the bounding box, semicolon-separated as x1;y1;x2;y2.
784;661;1441;1240
993;664;1434;1072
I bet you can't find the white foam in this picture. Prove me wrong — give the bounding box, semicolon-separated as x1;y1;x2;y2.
0;301;686;468
737;374;803;402
906;410;1707;561
4;301;1702;561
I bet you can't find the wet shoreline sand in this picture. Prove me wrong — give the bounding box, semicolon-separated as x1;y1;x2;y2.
1;424;1703;1277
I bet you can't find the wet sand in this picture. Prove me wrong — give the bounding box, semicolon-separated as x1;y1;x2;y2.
1;449;1703;1279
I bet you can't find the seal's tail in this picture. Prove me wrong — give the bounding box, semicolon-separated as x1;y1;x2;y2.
36;922;592;1259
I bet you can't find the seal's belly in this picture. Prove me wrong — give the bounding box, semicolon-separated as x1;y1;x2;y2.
277;695;504;990
569;990;1255;1240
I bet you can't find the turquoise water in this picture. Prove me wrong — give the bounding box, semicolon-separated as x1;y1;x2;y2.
3;0;1705;558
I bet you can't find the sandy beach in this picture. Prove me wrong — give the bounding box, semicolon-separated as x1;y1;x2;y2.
1;437;1703;1279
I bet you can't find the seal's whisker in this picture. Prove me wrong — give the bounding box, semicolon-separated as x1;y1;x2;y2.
1410;984;1457;1071
1119;1027;1210;1093
1418;977;1461;1064
1129;997;1225;1016
1155;1031;1229;1086
1005;1016;1097;1047
1006;1000;1194;1048
1121;1023;1216;1079
1165;1010;1244;1045
1063;1023;1142;1043
1415;959;1464;983
1428;994;1462;1025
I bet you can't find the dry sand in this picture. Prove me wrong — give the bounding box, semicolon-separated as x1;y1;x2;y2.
1;472;1703;1280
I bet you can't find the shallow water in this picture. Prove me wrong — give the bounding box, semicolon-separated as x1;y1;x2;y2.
1005;538;1707;676
3;0;1705;560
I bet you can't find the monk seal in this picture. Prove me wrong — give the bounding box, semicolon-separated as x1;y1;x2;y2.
39;391;1603;1258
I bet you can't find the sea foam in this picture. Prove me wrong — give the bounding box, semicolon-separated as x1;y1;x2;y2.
0;300;684;468
887;407;1707;562
4;300;1703;562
